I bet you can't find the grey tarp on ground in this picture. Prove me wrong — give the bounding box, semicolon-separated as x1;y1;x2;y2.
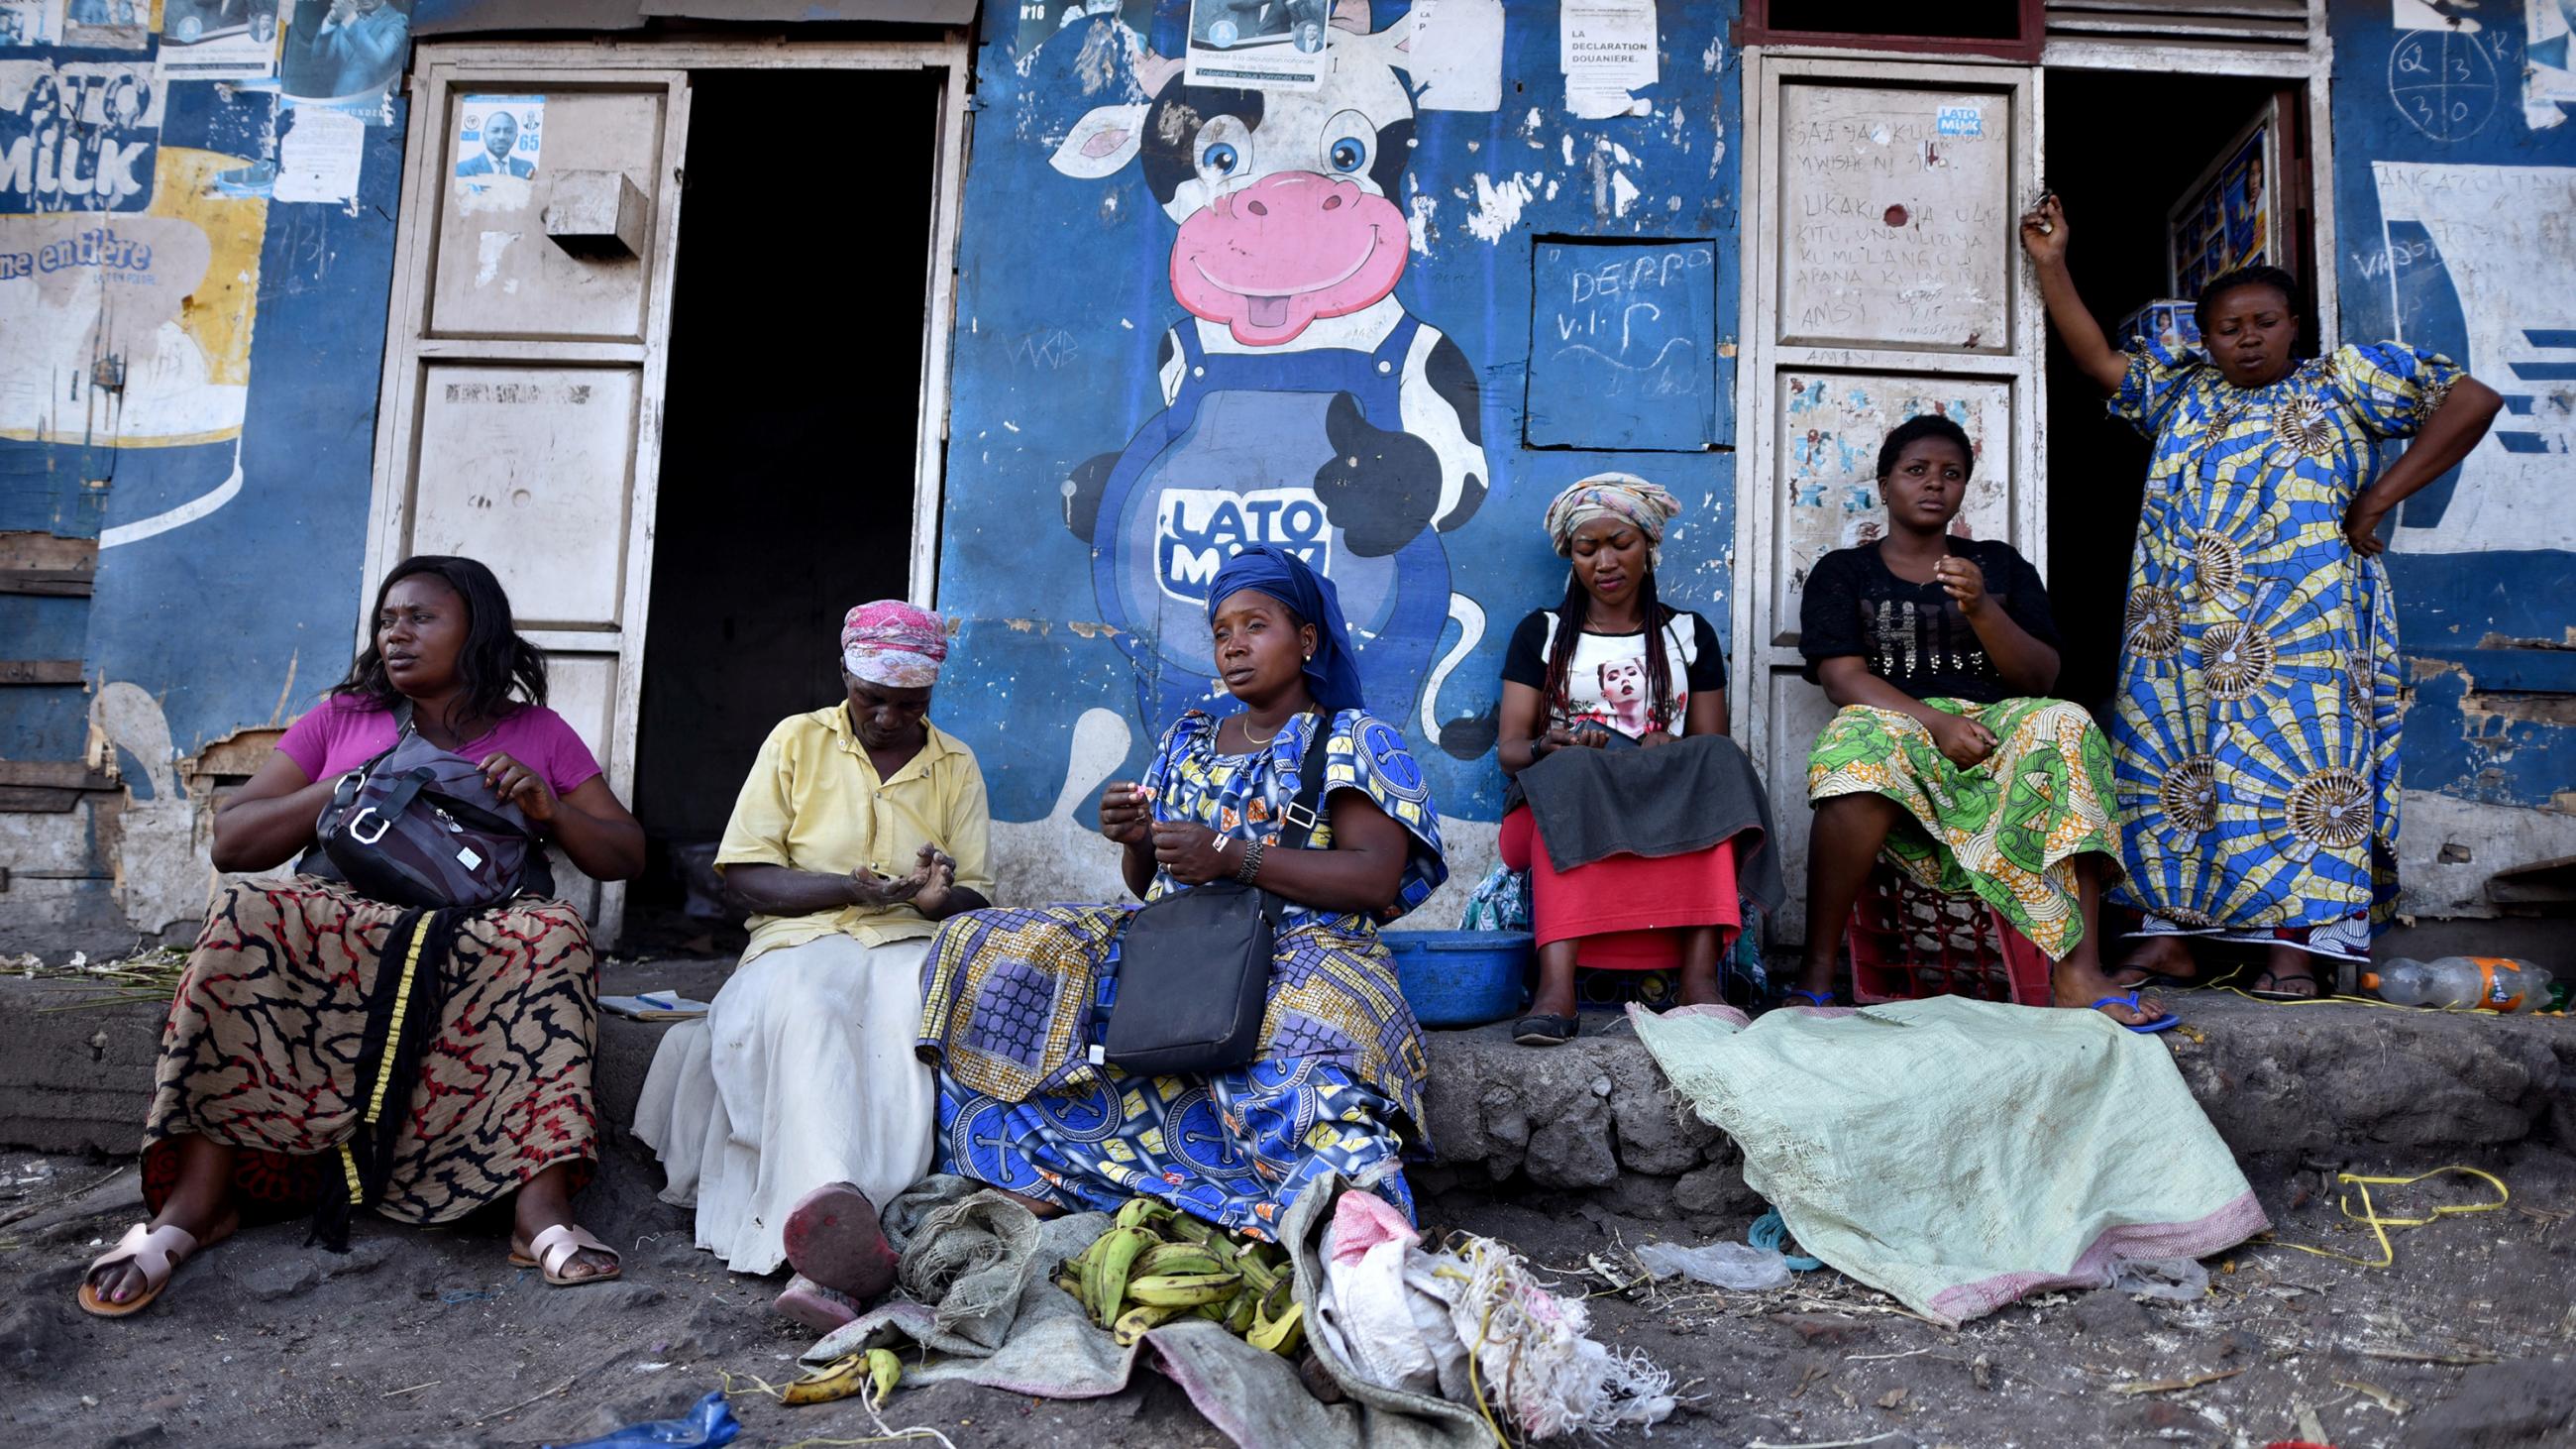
803;1175;1489;1449
1510;732;1786;911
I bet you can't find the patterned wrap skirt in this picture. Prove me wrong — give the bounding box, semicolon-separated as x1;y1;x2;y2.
143;876;597;1223
1806;698;2121;961
918;903;1426;1241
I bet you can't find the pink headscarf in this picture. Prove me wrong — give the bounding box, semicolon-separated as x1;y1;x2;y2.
840;601;949;689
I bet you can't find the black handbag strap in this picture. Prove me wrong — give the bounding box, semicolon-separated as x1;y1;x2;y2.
1271;711;1336;850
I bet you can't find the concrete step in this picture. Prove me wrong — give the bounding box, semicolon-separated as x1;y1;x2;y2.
5;962;2570;1217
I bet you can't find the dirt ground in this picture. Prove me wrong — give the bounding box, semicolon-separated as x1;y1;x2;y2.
4;1133;2573;1449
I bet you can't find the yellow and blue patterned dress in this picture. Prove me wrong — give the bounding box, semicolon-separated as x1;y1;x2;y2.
2107;337;2462;961
916;708;1446;1237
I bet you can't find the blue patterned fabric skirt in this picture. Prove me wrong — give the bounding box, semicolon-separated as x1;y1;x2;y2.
916;902;1429;1240
933;1059;1414;1240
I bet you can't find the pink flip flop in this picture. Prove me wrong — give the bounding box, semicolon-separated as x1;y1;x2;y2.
78;1221;200;1318
782;1180;899;1303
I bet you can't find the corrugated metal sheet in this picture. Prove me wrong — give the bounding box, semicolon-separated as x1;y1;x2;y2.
411;0;973;36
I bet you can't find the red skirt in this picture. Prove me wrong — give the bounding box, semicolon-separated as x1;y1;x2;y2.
1499;807;1742;970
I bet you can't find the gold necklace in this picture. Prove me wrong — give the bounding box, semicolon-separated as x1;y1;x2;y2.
1238;714;1288;746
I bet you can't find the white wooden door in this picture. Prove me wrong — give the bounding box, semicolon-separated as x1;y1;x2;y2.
1731;56;2045;942
366;57;693;944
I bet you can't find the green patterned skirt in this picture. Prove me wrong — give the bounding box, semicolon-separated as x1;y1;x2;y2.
1806;698;2121;960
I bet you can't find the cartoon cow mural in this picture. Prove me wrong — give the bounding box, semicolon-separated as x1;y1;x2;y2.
1049;8;1494;756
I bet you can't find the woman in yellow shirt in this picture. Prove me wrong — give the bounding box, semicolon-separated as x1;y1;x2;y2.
634;602;992;1327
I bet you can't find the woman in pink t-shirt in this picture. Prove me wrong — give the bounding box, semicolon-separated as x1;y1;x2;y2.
81;556;646;1319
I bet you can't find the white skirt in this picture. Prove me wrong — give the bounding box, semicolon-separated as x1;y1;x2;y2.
631;933;935;1276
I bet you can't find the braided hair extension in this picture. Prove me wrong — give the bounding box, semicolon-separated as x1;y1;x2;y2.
1542;568;1680;734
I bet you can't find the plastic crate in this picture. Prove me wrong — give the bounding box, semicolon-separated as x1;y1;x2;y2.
1846;864;2051;1006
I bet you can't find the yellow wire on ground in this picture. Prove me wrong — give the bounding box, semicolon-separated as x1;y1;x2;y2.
2255;1165;2509;1269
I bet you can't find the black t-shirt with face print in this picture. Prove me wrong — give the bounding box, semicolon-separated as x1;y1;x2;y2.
1798;538;2058;706
1501;608;1727;738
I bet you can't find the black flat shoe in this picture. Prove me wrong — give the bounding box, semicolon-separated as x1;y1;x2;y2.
1512;1013;1578;1047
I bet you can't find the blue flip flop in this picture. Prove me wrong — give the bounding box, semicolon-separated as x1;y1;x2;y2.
2092;991;2181;1034
1779;988;1836;1008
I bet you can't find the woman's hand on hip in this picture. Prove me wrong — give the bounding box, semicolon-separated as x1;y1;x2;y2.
1928;712;1998;769
1152;821;1239;886
1098;781;1153;846
2344;492;2394;557
479;752;557;823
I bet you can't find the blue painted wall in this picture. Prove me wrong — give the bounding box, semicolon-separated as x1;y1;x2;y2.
0;33;402;768
935;0;1744;829
2327;0;2576;808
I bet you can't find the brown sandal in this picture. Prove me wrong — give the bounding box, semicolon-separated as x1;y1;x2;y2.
77;1221;200;1318
509;1223;623;1286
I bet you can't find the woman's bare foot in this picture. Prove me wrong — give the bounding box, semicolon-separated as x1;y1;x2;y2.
2053;957;2163;1026
513;1164;617;1282
85;1204;239;1309
2248;944;2320;999
2115;932;2200;985
1674;927;1725;1007
1528;941;1581;1021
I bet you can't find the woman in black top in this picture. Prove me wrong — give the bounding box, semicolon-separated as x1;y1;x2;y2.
1794;416;2169;1030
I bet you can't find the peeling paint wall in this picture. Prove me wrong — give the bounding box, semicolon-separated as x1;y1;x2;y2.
936;1;1742;916
2328;0;2576;907
0;16;405;947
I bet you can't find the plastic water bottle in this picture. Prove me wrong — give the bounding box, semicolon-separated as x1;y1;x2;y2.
2364;956;2553;1013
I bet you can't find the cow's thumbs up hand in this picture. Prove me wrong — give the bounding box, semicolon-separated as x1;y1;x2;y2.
1312;392;1440;559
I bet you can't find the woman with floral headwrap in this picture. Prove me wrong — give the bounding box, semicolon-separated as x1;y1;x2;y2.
1496;474;1776;1046
634;601;993;1325
914;545;1448;1239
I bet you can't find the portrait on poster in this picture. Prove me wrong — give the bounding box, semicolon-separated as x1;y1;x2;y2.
277;0;411;107
1183;0;1330;91
161;0;283;82
453;93;542;198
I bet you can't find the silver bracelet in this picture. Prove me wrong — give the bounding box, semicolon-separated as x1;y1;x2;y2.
1233;836;1265;884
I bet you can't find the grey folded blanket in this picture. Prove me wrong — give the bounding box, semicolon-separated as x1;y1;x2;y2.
1510;732;1785;917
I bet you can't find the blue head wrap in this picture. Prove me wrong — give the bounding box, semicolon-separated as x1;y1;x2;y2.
1206;544;1367;715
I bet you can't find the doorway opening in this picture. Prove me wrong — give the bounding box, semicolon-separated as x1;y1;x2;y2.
2039;68;2314;710
625;65;942;953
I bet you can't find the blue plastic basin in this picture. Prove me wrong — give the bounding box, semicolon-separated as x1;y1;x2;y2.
1381;930;1534;1029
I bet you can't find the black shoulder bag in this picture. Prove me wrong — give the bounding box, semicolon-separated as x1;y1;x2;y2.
1103;714;1334;1076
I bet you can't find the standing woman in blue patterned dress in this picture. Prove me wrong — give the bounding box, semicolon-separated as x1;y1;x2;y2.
916;545;1447;1236
2022;196;2501;995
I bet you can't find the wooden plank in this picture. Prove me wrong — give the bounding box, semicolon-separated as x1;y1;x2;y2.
0;761;116;790
0;660;82;686
0;786;84;813
0;532;98;598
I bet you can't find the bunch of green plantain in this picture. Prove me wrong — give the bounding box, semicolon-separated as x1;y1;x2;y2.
1054;1197;1306;1356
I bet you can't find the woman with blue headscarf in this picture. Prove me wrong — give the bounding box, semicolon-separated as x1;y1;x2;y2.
915;546;1448;1238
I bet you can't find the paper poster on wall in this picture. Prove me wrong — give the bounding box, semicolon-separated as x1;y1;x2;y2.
1183;0;1329;91
273;103;360;201
62;0;150;50
277;0;409;112
452;92;539;201
2528;0;2576;129
0;1;64;49
0;144;268;448
1014;0;1152;61
1406;0;1504;112
161;0;283;82
1560;0;1655;119
0;59;165;212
